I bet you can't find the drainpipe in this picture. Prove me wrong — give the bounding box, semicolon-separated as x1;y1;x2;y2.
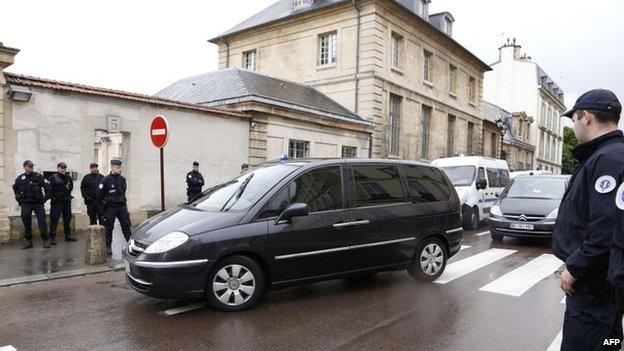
353;0;361;115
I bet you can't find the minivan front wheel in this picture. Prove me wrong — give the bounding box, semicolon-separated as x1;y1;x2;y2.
206;255;265;312
408;237;447;282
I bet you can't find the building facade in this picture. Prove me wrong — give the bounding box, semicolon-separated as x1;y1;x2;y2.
483;40;565;173
209;0;491;162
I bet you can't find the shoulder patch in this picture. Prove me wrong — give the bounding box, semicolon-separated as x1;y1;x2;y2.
99;184;104;189
188;175;192;178
595;175;617;194
617;183;624;210
21;175;26;180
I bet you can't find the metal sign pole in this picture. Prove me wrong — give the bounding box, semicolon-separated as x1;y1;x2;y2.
160;147;165;212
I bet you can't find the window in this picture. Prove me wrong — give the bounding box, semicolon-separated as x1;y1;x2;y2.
497;169;511;187
352;165;406;207
444;17;453;36
467;122;474;155
389;94;402;155
477;167;486;183
541;102;547;125
469;77;477;102
258;166;343;218
319;32;337;66
423;50;433;82
490;132;498;157
342;146;357;158
403;165;452;203
447;114;456;157
391;33;401;68
539;132;545;157
289;140;310;159
242;50;256;71
486;168;498;187
448;64;457;94
421;105;432;159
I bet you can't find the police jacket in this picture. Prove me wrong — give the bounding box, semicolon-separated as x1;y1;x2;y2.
553;130;624;296
81;173;104;203
607;144;624;298
49;172;74;202
98;173;127;206
186;170;204;194
12;172;51;204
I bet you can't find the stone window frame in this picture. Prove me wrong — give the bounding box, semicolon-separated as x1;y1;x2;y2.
421;104;432;159
468;76;477;103
390;32;403;69
423;50;433;83
388;94;402;156
318;31;338;66
447;114;456;157
341;146;358;158
466;121;475;155
448;64;457;95
288;139;310;159
242;49;257;71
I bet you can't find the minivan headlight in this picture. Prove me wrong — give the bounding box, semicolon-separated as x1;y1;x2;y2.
545;208;559;220
144;232;189;254
490;205;502;217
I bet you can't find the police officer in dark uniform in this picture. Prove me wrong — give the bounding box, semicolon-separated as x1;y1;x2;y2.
552;89;624;351
49;162;77;245
80;162;105;225
12;160;51;249
186;161;204;202
98;159;132;256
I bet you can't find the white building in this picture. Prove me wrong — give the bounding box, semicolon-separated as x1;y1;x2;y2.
483;39;565;173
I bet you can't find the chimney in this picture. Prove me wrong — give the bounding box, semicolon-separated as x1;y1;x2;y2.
498;37;523;62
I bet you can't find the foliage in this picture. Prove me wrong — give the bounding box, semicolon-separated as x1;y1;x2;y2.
562;126;579;174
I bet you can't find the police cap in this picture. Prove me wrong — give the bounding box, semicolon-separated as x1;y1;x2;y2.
110;159;123;166
563;89;622;118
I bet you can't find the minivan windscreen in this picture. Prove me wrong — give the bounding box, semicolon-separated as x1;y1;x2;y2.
440;166;476;186
189;164;301;212
502;177;567;199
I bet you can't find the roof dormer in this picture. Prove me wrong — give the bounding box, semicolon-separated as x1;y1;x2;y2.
428;11;455;37
292;0;314;11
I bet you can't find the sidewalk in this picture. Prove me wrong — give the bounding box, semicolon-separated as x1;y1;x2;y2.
0;228;130;286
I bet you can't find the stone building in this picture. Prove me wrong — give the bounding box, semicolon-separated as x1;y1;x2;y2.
208;0;491;162
484;101;535;172
483;39;565;173
1;72;252;242
156;68;373;165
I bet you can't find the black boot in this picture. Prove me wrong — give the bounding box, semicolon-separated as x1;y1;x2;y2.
65;233;77;242
43;240;51;249
106;243;112;256
22;240;33;249
50;237;57;245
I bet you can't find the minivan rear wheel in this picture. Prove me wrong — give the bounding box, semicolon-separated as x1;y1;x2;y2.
408;237;447;282
206;255;265;312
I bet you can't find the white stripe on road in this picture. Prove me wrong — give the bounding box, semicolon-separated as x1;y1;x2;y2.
479;254;564;297
459;245;471;251
161;302;208;316
546;329;563;351
151;129;166;136
435;248;517;284
475;231;490;236
0;346;17;351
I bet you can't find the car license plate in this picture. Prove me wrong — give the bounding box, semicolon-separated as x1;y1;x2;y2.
123;259;130;274
510;223;534;230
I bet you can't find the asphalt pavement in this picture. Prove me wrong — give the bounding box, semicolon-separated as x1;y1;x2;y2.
0;225;568;351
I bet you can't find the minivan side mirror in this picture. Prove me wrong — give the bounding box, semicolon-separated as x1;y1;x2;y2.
276;203;309;224
476;179;487;190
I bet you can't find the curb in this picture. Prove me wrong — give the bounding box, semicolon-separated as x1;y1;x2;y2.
0;262;125;288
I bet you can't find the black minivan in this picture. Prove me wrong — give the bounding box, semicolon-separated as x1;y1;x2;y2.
122;159;463;311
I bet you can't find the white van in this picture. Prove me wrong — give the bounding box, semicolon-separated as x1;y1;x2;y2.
432;156;511;230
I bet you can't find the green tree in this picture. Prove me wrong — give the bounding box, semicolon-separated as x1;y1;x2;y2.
562;126;579;174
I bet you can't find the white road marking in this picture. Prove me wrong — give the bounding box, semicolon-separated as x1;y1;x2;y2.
435;248;517;284
161;302;209;316
0;346;17;351
479;254;564;296
546;329;563;351
459;245;471;251
475;231;490;236
151;129;166;136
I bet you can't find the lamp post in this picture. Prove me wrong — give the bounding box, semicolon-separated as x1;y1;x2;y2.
495;118;508;159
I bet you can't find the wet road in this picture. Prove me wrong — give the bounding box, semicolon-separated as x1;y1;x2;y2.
0;226;565;351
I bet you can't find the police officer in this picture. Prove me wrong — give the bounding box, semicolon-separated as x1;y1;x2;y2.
81;163;105;225
49;162;77;244
98;159;132;256
240;163;249;175
186;161;204;202
552;89;624;351
12;160;51;249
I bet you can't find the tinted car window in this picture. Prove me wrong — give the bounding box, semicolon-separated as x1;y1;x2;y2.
486;168;498;187
403;165;452;203
258;166;343;218
477;167;486;184
352;165;406;207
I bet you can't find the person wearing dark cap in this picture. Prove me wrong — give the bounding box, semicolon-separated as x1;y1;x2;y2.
98;159;132;255
186;161;204;202
49;162;77;244
240;163;249;175
80;162;105;225
12;160;51;249
552;89;624;350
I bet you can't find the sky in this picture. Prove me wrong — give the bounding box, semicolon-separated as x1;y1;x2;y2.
1;0;623;127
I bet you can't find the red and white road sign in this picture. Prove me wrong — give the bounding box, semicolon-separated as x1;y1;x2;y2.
150;115;169;148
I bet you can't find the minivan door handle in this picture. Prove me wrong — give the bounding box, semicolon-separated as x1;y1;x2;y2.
333;220;370;228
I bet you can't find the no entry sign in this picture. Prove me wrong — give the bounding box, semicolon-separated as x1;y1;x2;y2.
150;115;169;148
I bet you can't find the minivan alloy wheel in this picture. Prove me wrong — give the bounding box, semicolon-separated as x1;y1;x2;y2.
212;264;256;306
420;243;444;275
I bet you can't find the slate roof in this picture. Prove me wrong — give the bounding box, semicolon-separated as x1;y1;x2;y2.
155;68;366;122
536;65;565;105
484;101;533;148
